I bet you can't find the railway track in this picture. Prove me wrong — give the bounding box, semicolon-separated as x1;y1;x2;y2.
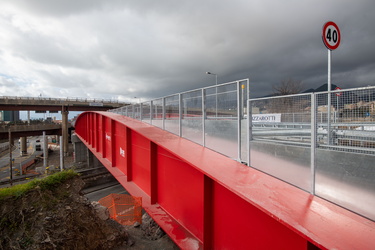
0;167;115;188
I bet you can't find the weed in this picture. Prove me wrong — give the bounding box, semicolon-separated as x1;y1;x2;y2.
0;170;80;200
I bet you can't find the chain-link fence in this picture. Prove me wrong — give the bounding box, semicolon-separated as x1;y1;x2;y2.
248;86;375;221
111;79;249;161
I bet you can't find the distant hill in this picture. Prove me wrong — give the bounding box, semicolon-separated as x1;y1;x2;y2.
302;83;338;93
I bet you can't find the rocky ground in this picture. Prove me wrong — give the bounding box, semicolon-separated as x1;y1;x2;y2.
1;146;179;250
0;176;179;249
0;177;127;249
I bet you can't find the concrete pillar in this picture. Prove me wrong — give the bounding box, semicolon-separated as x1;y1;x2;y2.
87;147;94;168
8;130;13;186
20;137;27;156
43;131;48;172
86;148;103;168
27;111;30;125
62;106;69;156
60;136;64;171
72;133;87;163
93;155;102;168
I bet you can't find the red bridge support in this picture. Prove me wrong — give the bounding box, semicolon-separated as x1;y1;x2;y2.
75;111;375;250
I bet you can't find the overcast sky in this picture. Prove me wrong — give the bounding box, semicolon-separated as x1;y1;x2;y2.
0;0;374;104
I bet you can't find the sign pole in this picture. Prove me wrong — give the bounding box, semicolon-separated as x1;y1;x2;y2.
322;21;340;146
327;49;332;145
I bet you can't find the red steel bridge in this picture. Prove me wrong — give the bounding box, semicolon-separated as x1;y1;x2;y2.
75;111;375;250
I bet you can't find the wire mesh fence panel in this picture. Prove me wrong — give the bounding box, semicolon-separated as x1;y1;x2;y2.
141;102;151;124
164;95;180;135
240;79;249;161
130;104;141;120
249;93;312;191
205;82;239;159
119;106;125;116
109;82;375;220
151;98;163;128
314;87;375;221
181;90;203;145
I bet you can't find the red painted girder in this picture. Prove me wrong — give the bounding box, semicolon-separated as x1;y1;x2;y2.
77;112;375;250
80;141;202;249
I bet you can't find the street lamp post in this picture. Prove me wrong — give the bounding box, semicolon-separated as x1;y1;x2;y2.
206;72;218;117
206;72;217;85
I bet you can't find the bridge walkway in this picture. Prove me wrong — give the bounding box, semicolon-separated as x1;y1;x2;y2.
75;111;375;250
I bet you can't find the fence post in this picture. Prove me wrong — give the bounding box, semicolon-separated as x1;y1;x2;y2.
237;81;242;161
202;88;206;147
162;97;166;130
150;101;153;125
179;94;182;137
310;93;317;195
247;99;252;166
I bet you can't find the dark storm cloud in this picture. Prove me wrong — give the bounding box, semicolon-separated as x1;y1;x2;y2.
0;0;374;101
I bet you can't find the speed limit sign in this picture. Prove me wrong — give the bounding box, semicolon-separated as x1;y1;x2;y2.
322;21;341;50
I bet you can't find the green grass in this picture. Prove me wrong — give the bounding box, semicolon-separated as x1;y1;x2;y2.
0;170;80;200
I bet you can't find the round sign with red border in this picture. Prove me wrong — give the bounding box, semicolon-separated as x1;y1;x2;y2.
335;86;342;96
322;21;341;50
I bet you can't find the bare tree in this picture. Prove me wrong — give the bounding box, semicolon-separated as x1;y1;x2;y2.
267;78;305;114
273;77;303;96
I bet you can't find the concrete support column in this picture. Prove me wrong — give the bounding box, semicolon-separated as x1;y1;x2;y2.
62;106;69;156
27;111;31;125
8;129;13;186
72;133;86;163
20;137;27;156
87;147;94;168
87;147;102;169
60;136;64;171
43;131;48;173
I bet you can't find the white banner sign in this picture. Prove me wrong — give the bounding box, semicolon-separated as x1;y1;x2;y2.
252;113;281;123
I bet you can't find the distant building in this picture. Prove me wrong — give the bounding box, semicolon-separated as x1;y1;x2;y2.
0;111;20;122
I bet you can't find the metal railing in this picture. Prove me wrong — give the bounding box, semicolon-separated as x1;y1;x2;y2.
111;79;250;161
248;86;375;221
0;95;127;104
111;82;375;221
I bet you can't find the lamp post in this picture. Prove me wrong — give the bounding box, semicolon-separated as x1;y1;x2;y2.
206;72;218;117
206;72;217;85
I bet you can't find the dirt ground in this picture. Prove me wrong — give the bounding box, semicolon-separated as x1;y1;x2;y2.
1;173;179;249
0;177;127;249
33;145;179;249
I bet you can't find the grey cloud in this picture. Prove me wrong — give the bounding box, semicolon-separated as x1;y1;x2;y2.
0;0;374;101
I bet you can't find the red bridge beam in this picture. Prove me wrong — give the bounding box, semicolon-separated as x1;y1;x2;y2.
75;111;375;250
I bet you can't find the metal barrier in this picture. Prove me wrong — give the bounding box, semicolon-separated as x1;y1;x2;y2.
111;79;250;162
112;83;375;221
0;95;124;104
98;193;142;225
248;86;375;221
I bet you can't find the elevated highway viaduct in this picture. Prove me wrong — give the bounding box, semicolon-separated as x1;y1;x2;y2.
0;96;128;155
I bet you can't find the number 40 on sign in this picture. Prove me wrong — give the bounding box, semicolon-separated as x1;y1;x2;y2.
322;21;341;50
